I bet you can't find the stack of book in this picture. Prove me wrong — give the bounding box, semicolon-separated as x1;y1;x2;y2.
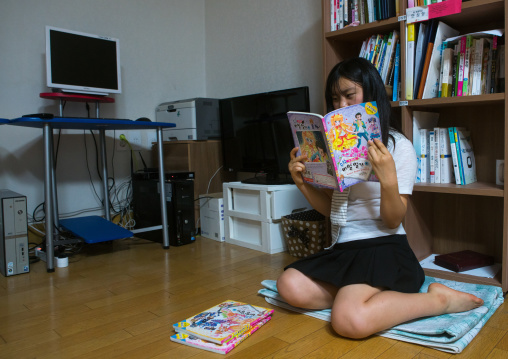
413;112;477;185
170;300;274;355
405;19;504;100
329;0;397;31
359;31;400;91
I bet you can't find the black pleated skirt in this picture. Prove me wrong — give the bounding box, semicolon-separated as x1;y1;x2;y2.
284;234;425;293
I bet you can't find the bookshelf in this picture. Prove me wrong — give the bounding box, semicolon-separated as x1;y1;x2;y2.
321;0;507;290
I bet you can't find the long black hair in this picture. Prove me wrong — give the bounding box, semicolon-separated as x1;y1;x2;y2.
324;57;402;147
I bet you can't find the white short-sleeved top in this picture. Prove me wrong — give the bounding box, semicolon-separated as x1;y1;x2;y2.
332;131;417;244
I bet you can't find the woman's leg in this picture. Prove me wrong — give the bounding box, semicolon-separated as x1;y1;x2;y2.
331;283;484;339
277;268;339;309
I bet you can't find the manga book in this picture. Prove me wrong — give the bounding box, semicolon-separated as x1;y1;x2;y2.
172;300;273;345
288;101;382;191
170;316;271;354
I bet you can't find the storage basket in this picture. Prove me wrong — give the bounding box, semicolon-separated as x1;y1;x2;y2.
281;209;328;258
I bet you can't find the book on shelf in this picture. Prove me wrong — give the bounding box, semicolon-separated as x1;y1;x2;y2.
412;111;439;183
367;0;375;23
381;31;399;83
480;38;493;95
375;34;389;72
413;22;428;96
471;37;488;96
429;129;436;183
450;42;460;97
357;0;361;23
419;128;431;183
439;46;454;97
392;42;401;101
441;29;504;97
437;42;447;97
330;0;396;30
417;19;438;99
447;126;477;186
456;127;477;185
432;127;441;183
359;31;399;85
422;21;459;99
434;250;495;272
438;127;455;183
457;36;467;96
406;23;416;100
172;300;273;345
413;116;475;186
287;102;382;191
490;35;499;93
448;127;462;184
170;316;271;355
462;35;473;96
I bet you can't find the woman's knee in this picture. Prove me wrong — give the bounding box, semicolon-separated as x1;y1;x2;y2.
331;308;374;339
276;270;312;308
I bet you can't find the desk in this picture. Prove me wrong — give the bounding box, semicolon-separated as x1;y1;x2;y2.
8;117;176;272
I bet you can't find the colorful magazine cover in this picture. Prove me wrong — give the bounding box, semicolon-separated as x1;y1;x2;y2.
170;316;271;354
173;300;274;344
288;101;382;191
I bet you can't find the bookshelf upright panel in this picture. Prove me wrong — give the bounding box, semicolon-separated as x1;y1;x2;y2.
321;0;508;291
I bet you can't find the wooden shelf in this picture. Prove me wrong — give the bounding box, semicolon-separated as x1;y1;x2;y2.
413;182;504;197
324;17;400;41
406;93;505;109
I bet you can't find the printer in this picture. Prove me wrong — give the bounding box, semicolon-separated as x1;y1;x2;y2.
155;98;220;141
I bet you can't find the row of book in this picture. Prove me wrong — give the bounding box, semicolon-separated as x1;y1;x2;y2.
329;0;397;31
359;31;401;89
170;300;273;355
413;111;477;185
406;19;505;100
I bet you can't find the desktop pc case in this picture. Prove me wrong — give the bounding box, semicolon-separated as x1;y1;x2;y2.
0;190;29;276
132;172;195;246
155;98;220;141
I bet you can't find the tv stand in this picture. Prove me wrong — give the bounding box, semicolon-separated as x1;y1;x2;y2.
241;174;294;185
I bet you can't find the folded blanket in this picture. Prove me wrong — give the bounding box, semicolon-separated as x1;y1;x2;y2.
258;276;504;353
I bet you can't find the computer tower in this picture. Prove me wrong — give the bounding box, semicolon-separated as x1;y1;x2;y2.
132;172;196;246
0;190;29;276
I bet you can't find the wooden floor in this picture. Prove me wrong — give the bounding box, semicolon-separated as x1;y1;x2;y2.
1;236;508;359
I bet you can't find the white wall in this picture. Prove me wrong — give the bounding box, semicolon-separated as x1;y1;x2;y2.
0;0;323;220
205;0;323;112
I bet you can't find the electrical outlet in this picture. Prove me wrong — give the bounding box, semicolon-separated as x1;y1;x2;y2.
116;133;129;151
127;131;142;149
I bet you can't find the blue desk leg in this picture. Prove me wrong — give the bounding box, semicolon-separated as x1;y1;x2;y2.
49;129;60;229
43;124;55;272
99;129;111;221
156;127;170;248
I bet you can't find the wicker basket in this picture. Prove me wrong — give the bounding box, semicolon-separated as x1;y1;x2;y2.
281;209;328;258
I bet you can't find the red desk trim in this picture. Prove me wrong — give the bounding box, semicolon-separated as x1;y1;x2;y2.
40;92;115;103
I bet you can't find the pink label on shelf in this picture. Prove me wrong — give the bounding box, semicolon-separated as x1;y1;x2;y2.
406;0;462;23
428;0;462;19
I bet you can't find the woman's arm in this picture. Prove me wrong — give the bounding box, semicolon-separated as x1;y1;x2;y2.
367;139;408;228
289;147;334;217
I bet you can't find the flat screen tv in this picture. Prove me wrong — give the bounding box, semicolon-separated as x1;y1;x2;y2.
45;26;122;95
219;86;310;185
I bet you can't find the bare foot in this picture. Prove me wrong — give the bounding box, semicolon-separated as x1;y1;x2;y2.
428;283;484;314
